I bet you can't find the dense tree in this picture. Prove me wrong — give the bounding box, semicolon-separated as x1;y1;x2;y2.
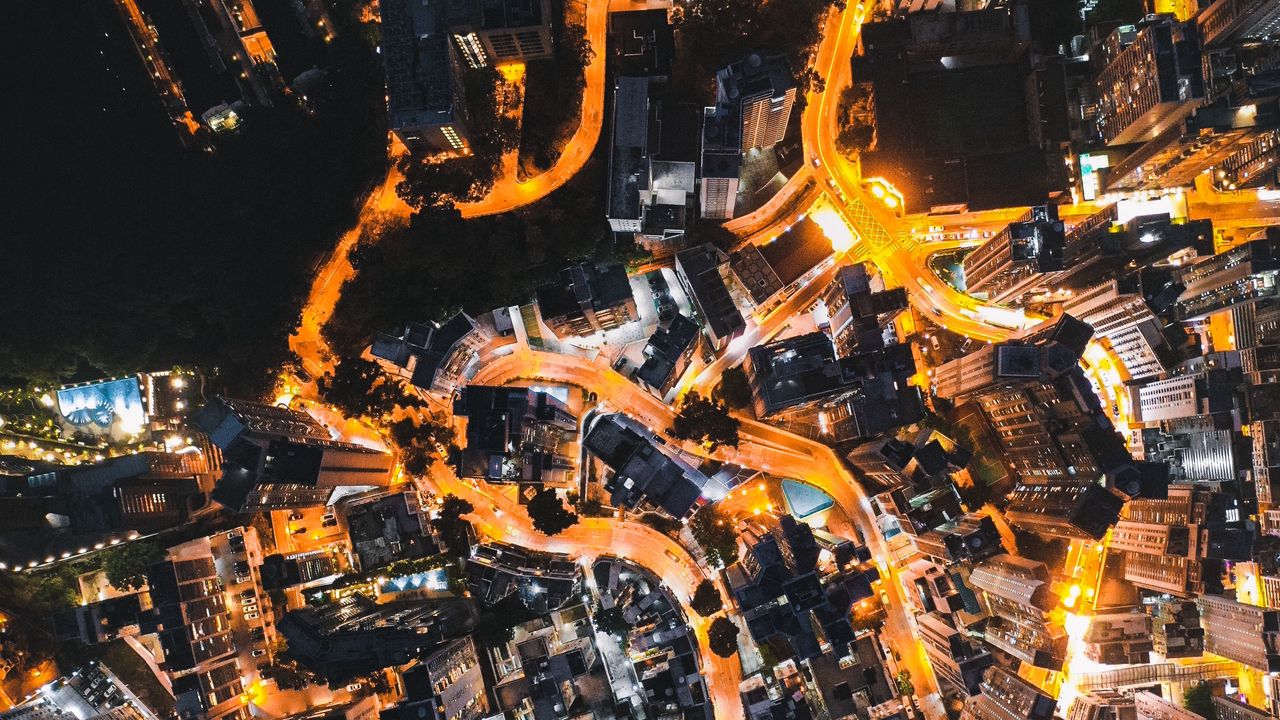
388;417;455;477
670;391;740;450
526;489;579;536
103;541;166;591
713;367;752;410
689;505;739;568
708;617;740;658
895;670;915;697
1183;682;1215;720
318;357;419;419
690;580;723;617
431;495;475;553
673;0;837;103
397;67;518;211
594;604;631;637
324;152;609;362
3;0;388;398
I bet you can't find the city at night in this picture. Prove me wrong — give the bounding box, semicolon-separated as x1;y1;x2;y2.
5;0;1280;718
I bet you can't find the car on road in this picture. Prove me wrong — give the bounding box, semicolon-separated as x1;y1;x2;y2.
346;683;363;693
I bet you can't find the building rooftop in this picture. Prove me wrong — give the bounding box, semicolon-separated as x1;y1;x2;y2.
607;77;649;222
675;245;745;340
584;413;718;517
608;9;675;77
382;0;458;132
636;314;700;390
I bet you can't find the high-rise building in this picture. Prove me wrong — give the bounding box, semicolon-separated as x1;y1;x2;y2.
962;206;1065;303
1005;482;1125;540
1197;594;1280;671
1053;207;1213;293
1113;487;1210;596
535;262;638;338
714;54;796;151
823;264;908;358
1062;278;1180;382
1251;419;1280;503
1150;599;1205;658
968;554;1066;669
917;612;994;696
382;0;470;155
140;556;244;720
699;108;741;220
1093;17;1205;146
744;333;923;442
1176;233;1280;320
1213;696;1276;720
192;397;393;512
1104;98;1280;192
447;0;553;68
1198;0;1280;45
1134;691;1206;720
381;637;489;720
932;314;1093;402
958;666;1056;720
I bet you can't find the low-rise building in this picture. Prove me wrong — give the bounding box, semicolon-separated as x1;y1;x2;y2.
635;314;701;397
369;313;492;396
674;244;744;350
583;413;721;518
466;541;581;613
536;262;638;339
452;386;578;486
277;594;478;682
744;333;923;442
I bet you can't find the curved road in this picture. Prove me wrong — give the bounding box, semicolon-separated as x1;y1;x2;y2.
457;0;609;218
464;347;945;714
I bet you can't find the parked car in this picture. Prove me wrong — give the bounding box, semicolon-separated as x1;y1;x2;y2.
288;512;304;521
233;561;250;575
242;604;258;614
241;589;256;600
244;611;260;620
251;649;268;658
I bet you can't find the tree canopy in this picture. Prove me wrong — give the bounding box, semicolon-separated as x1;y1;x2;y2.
1183;682;1215;720
689;505;739;568
389;417;455;477
318;358;421;419
713;367;752;410
670;391;740;450
526;490;580;536
103;540;166;591
708;617;740;658
690;580;724;617
431;495;475;553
